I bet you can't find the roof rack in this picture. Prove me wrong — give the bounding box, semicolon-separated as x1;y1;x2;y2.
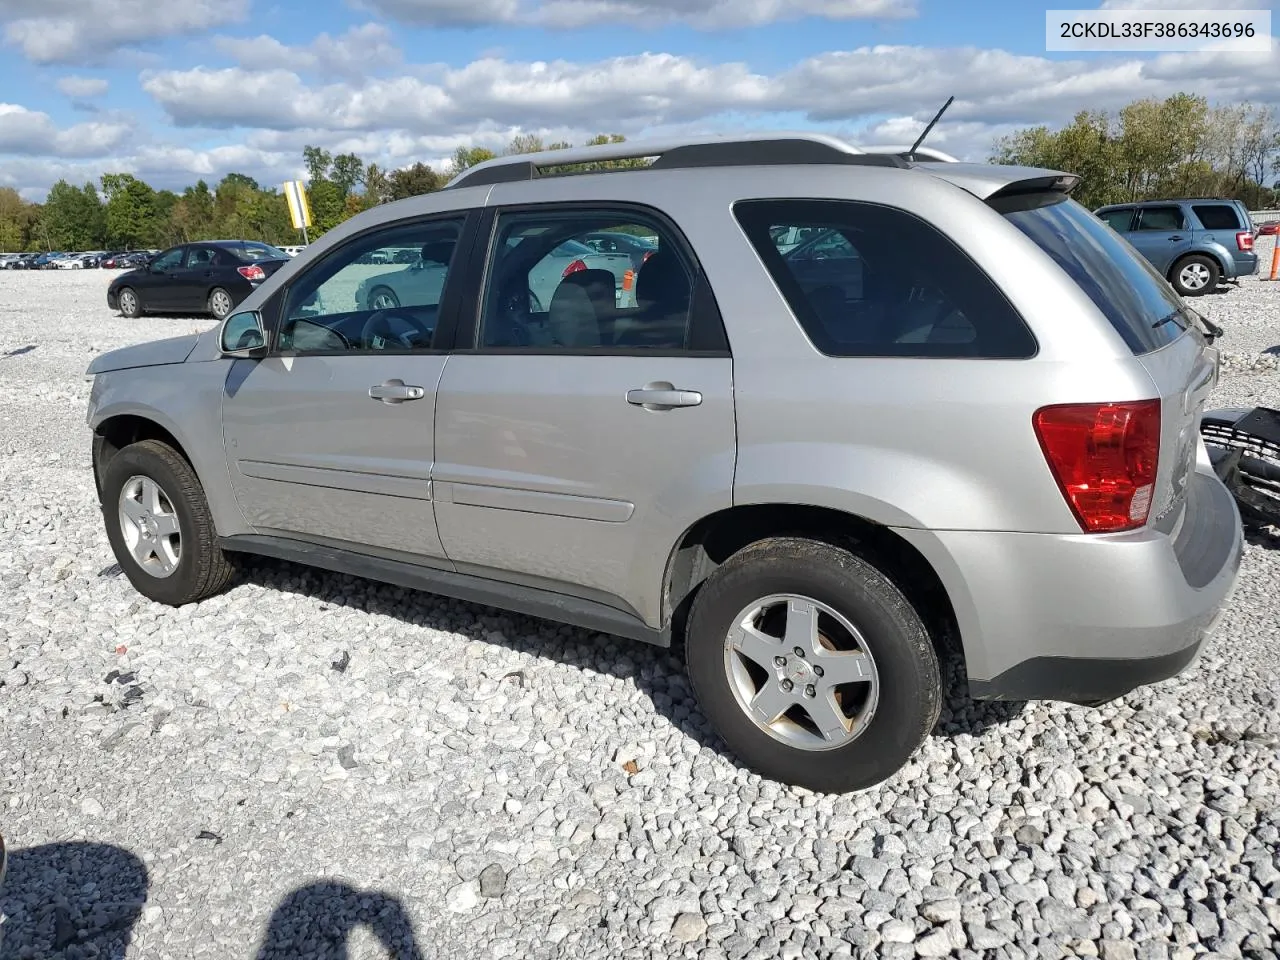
445;132;912;189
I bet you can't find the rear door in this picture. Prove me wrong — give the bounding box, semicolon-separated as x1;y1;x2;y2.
175;245;220;310
1191;202;1252;272
430;203;736;627
1127;205;1192;276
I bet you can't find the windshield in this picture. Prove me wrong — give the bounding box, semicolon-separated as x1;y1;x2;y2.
992;192;1187;355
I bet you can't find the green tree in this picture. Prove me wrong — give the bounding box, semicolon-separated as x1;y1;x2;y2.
386;162;442;200
308;178;346;233
331;152;365;197
506;133;545;155
363;163;390;205
449;146;497;176
302;146;332;183
0;187;35;252
100;174;159;250
43;180;106;250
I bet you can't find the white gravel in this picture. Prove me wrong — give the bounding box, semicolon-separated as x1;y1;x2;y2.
1;267;1278;960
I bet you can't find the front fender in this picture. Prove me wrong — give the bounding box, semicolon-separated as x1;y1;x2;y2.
87;364;253;537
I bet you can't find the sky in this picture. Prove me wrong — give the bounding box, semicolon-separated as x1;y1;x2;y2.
0;0;1276;200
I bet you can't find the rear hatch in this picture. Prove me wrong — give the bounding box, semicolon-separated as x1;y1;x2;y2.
989;189;1218;532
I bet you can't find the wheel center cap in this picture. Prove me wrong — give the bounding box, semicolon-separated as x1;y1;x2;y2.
140;514;157;538
785;660;814;685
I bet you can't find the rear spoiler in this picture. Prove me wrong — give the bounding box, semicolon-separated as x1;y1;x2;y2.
915;162;1081;201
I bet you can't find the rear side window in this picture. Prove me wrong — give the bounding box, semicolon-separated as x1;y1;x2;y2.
1192;204;1243;231
994;193;1186;355
733;199;1036;358
1135;206;1185;231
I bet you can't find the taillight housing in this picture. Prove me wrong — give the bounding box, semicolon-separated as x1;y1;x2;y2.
561;259;587;279
1032;400;1161;533
238;264;266;281
642;249;655;264
1236;231;1253;252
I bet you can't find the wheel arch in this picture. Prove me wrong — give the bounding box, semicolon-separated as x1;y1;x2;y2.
92;413;193;496
1168;247;1226;280
662;503;963;663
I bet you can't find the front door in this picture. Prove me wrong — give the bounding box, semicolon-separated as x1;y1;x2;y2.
141;246;188;311
432;205;736;626
221;214;471;562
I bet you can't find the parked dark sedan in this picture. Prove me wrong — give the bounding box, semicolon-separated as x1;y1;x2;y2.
107;240;291;319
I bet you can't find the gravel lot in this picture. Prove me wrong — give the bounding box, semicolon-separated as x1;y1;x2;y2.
1;258;1278;960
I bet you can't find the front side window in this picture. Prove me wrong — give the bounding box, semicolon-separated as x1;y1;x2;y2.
1098;208;1134;232
478;211;697;351
151;247;184;271
277;218;465;354
734;199;1036;359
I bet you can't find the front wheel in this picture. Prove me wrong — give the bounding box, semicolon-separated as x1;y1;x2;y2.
100;440;236;606
117;287;142;318
685;537;941;793
1171;255;1220;297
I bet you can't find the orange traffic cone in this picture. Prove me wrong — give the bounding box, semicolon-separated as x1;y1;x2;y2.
1268;240;1280;281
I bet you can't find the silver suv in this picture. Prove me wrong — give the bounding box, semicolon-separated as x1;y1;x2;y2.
85;133;1243;792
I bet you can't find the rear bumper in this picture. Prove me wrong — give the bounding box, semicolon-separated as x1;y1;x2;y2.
1225;252;1258;279
896;465;1243;703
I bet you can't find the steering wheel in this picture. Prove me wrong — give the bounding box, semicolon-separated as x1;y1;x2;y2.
360;309;433;350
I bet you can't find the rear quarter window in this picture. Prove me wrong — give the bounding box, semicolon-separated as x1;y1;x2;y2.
1192;204;1243;231
733;199;1037;359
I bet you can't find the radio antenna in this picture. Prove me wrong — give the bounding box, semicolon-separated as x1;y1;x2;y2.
907;95;955;160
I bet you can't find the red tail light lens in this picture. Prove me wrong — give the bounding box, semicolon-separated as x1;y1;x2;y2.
1032;400;1161;533
642;249;655;264
237;265;266;281
561;259;587;279
1236;231;1253;252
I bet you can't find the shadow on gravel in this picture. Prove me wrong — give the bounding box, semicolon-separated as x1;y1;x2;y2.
0;841;148;959
253;882;424;960
233;557;1025;761
1245;525;1280;550
1;344;35;358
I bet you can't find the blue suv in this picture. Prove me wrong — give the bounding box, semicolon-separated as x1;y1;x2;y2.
1094;198;1258;296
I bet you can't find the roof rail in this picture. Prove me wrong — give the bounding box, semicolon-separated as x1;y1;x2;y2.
858;144;960;163
445;131;909;189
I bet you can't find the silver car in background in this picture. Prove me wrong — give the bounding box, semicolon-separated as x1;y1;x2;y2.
84;133;1242;792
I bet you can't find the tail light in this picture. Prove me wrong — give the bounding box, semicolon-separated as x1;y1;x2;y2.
237;264;266;281
1236;231;1253;252
561;259;587;279
642;250;655;264
1032;400;1161;533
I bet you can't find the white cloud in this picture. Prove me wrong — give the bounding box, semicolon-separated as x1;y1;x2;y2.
211;23;401;77
353;0;915;27
56;76;109;98
142;43;1280;144
0;104;134;157
0;0;248;64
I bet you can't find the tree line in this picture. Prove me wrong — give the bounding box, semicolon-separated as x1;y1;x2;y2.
991;93;1279;210
4;94;1277;253
0;134;642;253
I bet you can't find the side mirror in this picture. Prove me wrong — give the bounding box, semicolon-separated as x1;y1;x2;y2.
220;310;268;358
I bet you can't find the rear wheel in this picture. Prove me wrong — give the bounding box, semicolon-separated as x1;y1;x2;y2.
369;286;400;310
1171;255;1219;296
100;439;236;606
117;287;142;318
208;287;234;320
685;537;941;792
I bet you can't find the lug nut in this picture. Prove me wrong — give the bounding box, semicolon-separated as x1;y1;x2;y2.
794;648;805;658
774;656;787;667
804;685;816;698
813;665;824;678
781;679;794;692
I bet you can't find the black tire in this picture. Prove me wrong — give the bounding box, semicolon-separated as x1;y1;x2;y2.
1170;254;1220;297
369;286;400;310
208;287;234;320
685;537;941;793
100;439;236;606
117;287;142;318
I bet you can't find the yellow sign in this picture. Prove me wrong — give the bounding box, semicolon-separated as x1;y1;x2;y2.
283;180;312;230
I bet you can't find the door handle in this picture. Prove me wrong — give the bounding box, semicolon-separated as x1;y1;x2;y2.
1168;235;1184;241
626;382;702;410
368;379;425;404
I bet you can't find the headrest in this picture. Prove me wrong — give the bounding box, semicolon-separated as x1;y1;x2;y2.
635;250;689;310
419;240;456;266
